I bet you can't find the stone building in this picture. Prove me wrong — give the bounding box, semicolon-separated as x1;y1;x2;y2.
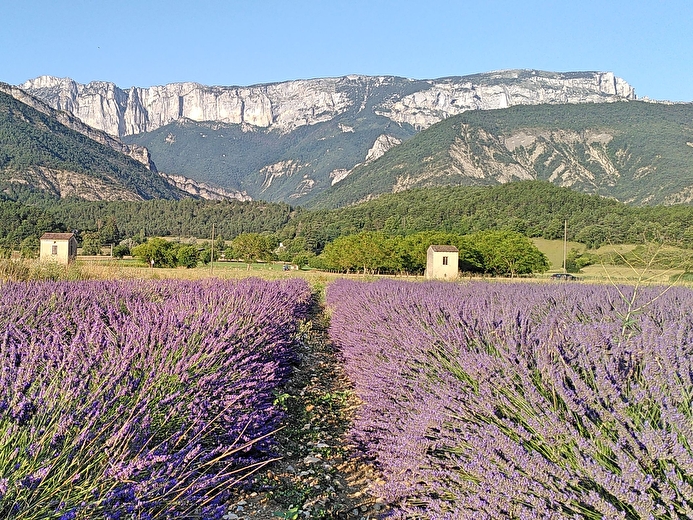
425;245;459;280
40;232;77;264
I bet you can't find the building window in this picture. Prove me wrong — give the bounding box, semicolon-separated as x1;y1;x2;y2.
442;256;448;265
51;244;58;255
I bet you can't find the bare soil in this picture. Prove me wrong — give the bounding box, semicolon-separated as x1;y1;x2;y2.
223;302;388;520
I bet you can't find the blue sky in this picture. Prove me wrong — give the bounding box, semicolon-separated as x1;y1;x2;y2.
3;0;692;101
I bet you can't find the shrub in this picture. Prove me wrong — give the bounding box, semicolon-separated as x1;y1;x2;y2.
112;244;130;259
176;245;200;268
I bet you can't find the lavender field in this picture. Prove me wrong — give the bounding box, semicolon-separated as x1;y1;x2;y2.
0;278;311;519
327;279;693;519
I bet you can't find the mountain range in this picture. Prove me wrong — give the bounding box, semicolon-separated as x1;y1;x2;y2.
7;69;693;209
17;70;639;204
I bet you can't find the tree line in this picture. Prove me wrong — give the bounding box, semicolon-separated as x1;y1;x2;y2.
4;181;693;263
312;229;549;277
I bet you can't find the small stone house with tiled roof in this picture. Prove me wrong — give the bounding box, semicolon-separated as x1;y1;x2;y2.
425;245;459;280
40;233;77;264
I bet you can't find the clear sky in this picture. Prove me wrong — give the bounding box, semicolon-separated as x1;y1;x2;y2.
2;0;692;101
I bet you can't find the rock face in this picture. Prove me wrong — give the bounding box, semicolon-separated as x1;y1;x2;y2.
158;172;251;201
1;83;254;201
375;71;635;129
21;70;635;138
331;134;403;186
17;70;637;205
365;134;403;162
3;166;146;201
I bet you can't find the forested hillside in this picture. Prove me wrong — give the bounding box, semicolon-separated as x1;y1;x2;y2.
310;101;693;208
45;198;295;240
287;182;693;251
125;109;416;203
0;90;184;201
0;182;688;255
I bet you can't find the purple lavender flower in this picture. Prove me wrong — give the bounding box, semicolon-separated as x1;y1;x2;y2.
327;279;693;518
0;277;311;518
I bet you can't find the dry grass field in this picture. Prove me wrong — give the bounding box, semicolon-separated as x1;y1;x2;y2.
4;246;692;290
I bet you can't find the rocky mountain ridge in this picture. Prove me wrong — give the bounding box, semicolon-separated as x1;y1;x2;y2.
309;100;693;208
14;70;639;204
21;70;635;138
0;82;156;169
0;83;249;201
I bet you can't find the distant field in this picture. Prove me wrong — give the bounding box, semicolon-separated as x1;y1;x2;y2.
574;264;685;285
530;238;638;270
72;258;347;288
531;238;585;269
69;256;693;291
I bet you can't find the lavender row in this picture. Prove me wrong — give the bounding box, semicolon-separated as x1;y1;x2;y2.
0;277;312;520
327;279;693;519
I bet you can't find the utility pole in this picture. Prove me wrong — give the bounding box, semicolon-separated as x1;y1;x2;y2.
563;220;568;273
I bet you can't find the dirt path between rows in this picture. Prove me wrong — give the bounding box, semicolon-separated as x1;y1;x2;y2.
224;300;388;520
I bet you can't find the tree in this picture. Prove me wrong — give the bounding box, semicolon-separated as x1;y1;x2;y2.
232;233;274;264
81;231;102;256
291;251;315;269
112;244;130;259
211;234;226;260
131;238;178;268
575;224;610;249
320;232;399;274
0;245;11;259
469;230;549;277
176;245;200;268
199;247;212;265
99;216;121;245
19;236;39;259
565;248;595;273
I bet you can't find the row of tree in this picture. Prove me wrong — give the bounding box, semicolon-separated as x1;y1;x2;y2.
125;229;549;277
312;230;549;277
128;233;278;269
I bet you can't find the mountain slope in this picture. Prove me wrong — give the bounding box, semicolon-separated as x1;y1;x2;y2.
308;100;693;208
0;88;187;201
124;113;415;203
20;70;634;203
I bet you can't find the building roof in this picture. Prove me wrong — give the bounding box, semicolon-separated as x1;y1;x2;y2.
40;232;75;241
428;244;459;253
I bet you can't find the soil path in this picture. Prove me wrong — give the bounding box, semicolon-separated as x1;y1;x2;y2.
224;299;387;520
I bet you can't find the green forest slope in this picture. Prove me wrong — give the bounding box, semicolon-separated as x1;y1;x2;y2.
310;101;693;208
4;181;693;253
0;90;185;201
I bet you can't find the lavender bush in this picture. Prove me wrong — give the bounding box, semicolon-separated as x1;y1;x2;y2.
327;279;693;519
0;277;311;519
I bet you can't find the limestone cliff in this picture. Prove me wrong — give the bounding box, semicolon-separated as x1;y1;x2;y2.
15;71;638;205
3;166;147;201
159;172;251;201
21;71;635;138
0;83;252;202
376;71;635;129
331;134;403;186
